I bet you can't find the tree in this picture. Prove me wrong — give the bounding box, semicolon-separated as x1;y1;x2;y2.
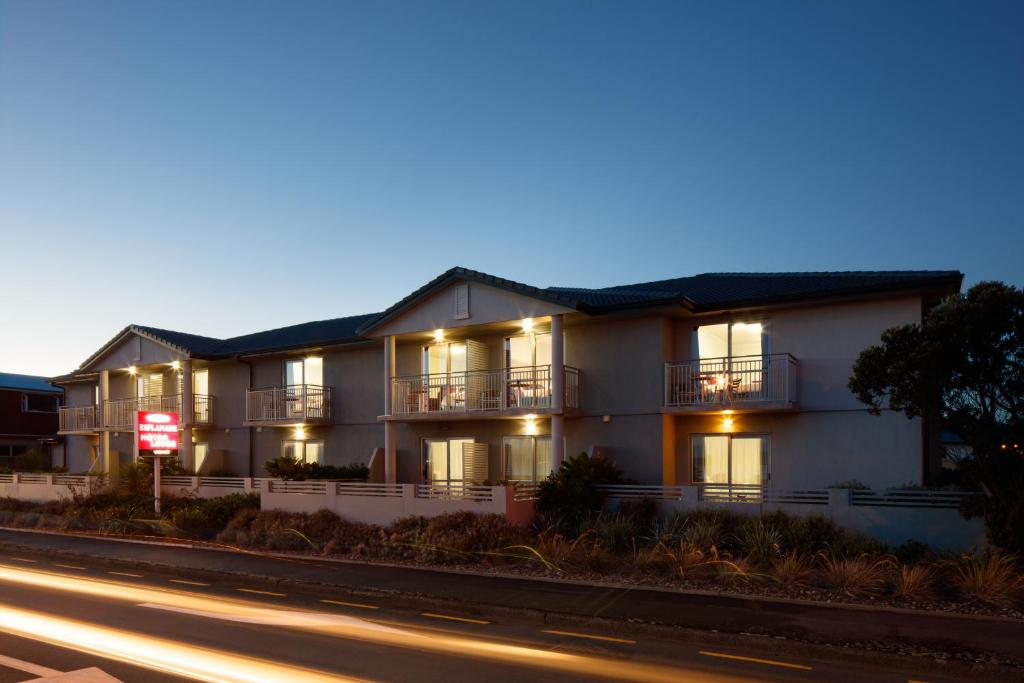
849;281;1024;552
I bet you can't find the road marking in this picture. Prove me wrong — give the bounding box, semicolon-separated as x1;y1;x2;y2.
541;629;636;645
421;612;490;625
321;599;379;610
170;579;209;586
699;650;813;671
236;588;286;597
9;557;37;563
54;563;86;571
0;653;62;677
108;571;144;578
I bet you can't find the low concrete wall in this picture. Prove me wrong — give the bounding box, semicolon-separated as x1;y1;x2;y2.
606;486;986;551
260;482;536;527
0;474;106;503
160;476;267;499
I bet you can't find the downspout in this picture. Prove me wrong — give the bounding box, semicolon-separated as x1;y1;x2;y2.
236;356;255;477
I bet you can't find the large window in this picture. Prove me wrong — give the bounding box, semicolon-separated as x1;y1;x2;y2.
503;436;552;483
691;434;768;487
422;437;474;485
285;357;324;417
22;393;58;413
285;357;323;387
695;322;764;362
505;333;552;408
283;440;324;464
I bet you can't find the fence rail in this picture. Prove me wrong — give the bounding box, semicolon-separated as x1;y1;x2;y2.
512;483;541;501
664;354;797;408
246;385;332;424
415;483;495;501
390;365;580;416
596;484;686;500
336;482;404;498
268;480;328;495
851;489;969;509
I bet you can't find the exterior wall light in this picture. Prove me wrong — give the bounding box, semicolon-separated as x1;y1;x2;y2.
127;366;137;376
521;318;534;333
433;329;444;342
524;414;537;435
171;361;181;371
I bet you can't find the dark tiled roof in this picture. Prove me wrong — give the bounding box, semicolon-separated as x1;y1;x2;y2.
61;268;963;378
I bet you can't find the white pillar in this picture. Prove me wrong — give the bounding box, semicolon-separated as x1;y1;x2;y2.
550;314;566;469
179;359;194;472
551;414;565;470
383;336;397;484
551;314;565;413
384;421;397;484
98;370;115;478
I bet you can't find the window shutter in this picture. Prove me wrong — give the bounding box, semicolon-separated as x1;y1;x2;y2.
462;442;489;484
454;284;470;320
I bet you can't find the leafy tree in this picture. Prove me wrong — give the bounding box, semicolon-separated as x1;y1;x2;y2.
849;281;1024;552
536;452;625;533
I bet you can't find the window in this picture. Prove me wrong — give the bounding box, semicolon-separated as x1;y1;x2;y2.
695;322;764;362
422;342;468;410
282;440;325;464
422;437;474;485
503;436;552;483
692;434;768;487
454;283;470;320
285;357;323;387
285;357;324;418
22;393;58;413
505;333;552;408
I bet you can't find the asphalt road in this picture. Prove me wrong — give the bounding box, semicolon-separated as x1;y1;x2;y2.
0;550;995;683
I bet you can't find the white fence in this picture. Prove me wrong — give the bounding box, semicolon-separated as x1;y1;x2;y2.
597;485;984;550
261;481;536;527
160;476;274;499
0;474;107;503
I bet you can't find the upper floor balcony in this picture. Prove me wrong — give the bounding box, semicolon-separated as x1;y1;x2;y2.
102;394;215;430
58;405;99;434
245;384;332;426
388;365;579;419
664;353;798;413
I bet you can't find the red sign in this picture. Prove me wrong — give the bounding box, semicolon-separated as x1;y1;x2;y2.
137;411;179;452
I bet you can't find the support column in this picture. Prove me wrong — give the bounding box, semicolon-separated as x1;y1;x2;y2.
98;370;116;479
550;315;566;469
180;359;194;472
551;414;565;470
383;336;397;484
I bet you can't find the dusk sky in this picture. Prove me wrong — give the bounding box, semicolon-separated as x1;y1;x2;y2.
1;1;1022;376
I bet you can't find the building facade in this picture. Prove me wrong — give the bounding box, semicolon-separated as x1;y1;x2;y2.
53;269;961;491
0;372;63;468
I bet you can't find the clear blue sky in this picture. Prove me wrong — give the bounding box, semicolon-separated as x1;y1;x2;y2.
1;1;1022;376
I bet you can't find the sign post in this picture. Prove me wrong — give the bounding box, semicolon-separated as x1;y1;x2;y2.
137;410;180;515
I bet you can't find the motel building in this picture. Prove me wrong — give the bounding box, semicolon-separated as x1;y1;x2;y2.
53;268;962;497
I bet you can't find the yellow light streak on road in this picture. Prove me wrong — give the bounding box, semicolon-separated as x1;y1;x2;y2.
0;604;365;683
0;563;748;683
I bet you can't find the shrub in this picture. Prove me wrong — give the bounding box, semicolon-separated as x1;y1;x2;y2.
172;493;259;539
817;553;892;597
739;517;783;567
13;449;49;473
771;551;814;589
890;564;935;601
535;453;625;533
264;456;369;481
946;552;1023;607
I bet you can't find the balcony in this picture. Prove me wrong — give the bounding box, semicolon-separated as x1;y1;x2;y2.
388;365;580;419
102;394;216;430
58;405;99;434
245;384;332;425
664;353;798;413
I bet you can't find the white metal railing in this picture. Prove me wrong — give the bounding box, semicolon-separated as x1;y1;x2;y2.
416;483;495;501
597;484;686;500
336;482;403;497
664;354;797;408
851;489;969;509
246;385;332;423
390;365;580;416
101;394;214;429
59;405;99;432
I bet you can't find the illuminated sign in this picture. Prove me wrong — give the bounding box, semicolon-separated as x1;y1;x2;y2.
137;411;179;452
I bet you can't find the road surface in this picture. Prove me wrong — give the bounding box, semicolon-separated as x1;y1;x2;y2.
0;550;998;682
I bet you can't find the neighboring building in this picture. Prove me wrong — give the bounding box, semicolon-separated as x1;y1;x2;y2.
0;372;63;469
53;269;961;491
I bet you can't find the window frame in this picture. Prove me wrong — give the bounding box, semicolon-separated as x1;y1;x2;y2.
420;436;475;485
21;392;59;414
502;435;553;483
692;320;770;361
689;432;771;486
281;439;326;464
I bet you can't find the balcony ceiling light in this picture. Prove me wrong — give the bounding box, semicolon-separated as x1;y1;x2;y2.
521;318;534;333
433;329;444;342
127;366;137;376
170;361;181;371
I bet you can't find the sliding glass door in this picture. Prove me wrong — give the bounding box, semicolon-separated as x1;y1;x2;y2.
692;434;768;489
423;438;474;485
503;436;552;483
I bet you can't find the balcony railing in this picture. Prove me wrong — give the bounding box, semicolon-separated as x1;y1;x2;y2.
245;384;332;424
664;353;797;409
102;394;215;429
58;405;99;432
390;365;580;417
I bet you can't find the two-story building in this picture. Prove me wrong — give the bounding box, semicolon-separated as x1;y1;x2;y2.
53;268;961;492
0;372;63;468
